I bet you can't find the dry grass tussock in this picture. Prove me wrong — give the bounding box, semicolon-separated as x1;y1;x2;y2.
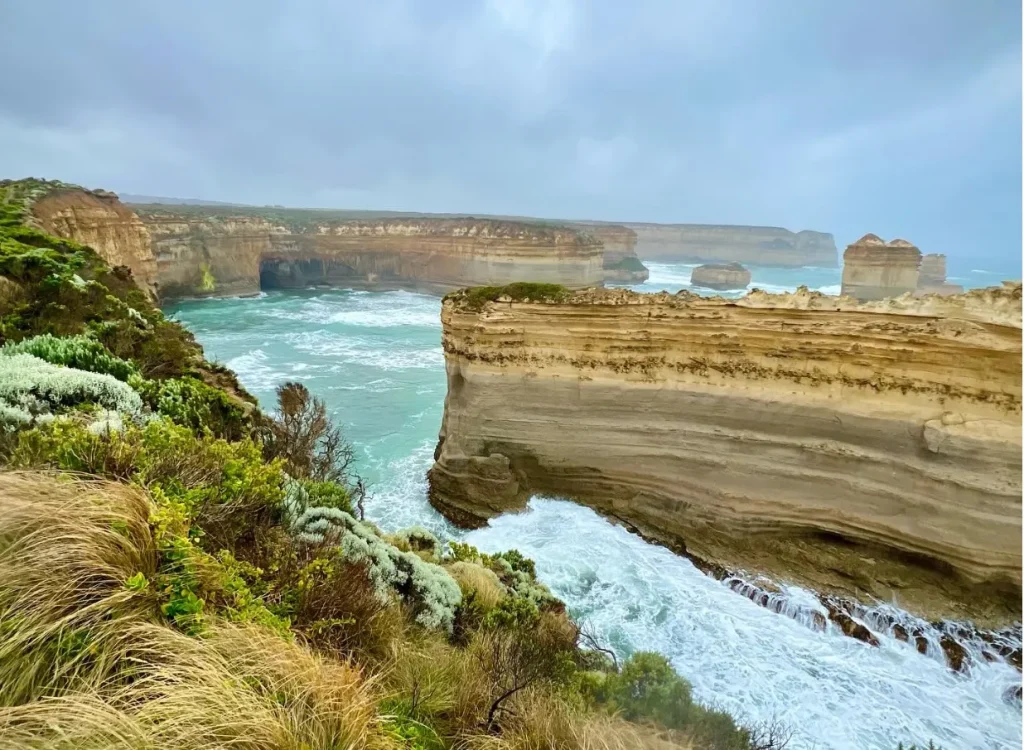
0;472;383;750
0;471;158;704
464;689;695;750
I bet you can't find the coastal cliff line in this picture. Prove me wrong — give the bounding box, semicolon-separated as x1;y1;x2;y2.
626;223;838;268
428;283;1023;624
16;182;606;299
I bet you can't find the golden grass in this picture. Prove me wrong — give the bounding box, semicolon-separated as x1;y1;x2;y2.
0;471;158;704
446;561;507;610
0;472;381;750
465;689;695;750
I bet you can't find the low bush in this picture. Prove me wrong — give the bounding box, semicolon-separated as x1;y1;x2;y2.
134;374;251;440
1;334;138;381
0;352;143;426
452;282;571;311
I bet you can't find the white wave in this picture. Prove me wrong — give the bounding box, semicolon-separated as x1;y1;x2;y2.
466;499;1022;750
816;284;842;295
224;349;288;393
262;290;441;328
288;330;443;371
971;269;996;274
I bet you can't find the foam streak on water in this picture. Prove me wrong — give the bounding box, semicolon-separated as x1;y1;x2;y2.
167;274;1022;750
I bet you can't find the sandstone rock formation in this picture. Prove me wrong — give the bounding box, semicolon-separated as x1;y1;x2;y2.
428;283;1023;624
570;223;649;283
29;188;159;298
136;208;604;299
916;254;964;296
626;223;837;268
690;262;751;291
840;234;922;301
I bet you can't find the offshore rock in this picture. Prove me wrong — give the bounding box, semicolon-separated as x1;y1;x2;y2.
840;234;922;301
428;283;1023;625
690;262;751;291
916;254;964;296
626;223;837;268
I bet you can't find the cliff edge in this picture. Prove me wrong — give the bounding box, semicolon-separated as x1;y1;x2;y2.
428;283;1023;624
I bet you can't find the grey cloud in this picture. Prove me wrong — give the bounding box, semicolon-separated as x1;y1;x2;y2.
0;0;1019;272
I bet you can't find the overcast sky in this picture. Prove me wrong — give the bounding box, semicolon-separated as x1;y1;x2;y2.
1;1;1020;271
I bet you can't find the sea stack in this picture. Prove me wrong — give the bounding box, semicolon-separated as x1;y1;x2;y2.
690;262;751;291
917;254;964;296
840;234;922;301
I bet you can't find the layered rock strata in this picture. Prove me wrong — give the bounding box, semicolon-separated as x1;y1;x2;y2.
627;223;837;268
690;262;751;291
428;284;1023;624
570;223;649;283
137;209;604;299
28;188;159;297
840;234;922;301
917;254;964;296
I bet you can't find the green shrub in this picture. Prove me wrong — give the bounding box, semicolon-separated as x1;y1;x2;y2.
453;282;570;311
2;333;138;380
134;374;250;440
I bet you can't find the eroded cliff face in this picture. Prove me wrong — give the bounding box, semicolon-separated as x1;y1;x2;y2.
428;283;1023;624
571;223;649;283
29;189;159;297
627;223;837;268
138;209;604;299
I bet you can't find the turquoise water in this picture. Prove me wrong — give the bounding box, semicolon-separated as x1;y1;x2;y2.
168;265;1021;750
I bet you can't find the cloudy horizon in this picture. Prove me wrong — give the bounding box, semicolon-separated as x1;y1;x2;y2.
1;1;1020;272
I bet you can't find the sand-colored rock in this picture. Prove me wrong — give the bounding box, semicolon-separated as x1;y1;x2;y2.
136;209;604;299
570;223;649;283
840;235;922;301
690;262;751;291
428;283;1023;624
626;223;837;268
916;254;964;296
30;189;159;298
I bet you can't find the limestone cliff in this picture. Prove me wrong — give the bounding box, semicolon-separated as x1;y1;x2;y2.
690;262;751;291
17;185;159;298
627;223;837;268
135;207;604;299
570;223;649;283
917;254;964;296
840;235;922;301
428;283;1022;624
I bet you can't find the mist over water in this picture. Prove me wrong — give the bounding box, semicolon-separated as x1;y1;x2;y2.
168;265;1021;750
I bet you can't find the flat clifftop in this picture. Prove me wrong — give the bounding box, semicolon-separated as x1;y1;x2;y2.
134;205;597;246
431;282;1022;623
446;281;1023;329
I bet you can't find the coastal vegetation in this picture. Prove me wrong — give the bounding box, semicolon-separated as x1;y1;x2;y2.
448;282;571;312
0;179;779;749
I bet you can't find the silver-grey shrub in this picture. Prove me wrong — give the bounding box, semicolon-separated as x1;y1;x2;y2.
0;353;143;424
